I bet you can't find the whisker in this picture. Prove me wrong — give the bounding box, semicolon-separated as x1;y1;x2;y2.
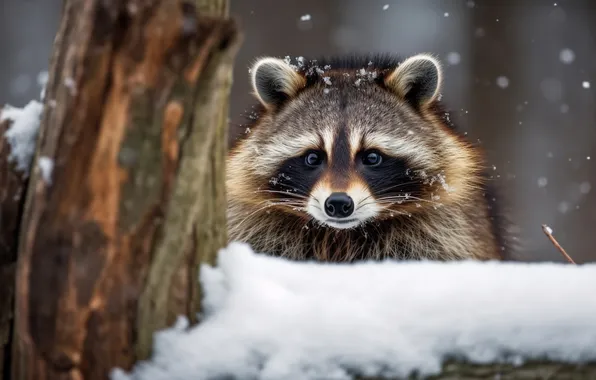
268;181;311;194
358;180;422;204
233;203;280;230
376;197;438;204
234;197;311;228
375;180;422;194
251;198;305;208
257;182;322;206
255;189;309;200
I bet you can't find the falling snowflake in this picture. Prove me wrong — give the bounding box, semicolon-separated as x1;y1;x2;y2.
537;177;548;188
446;52;461;65
559;48;575;64
560;104;569;113
496;76;510;89
558;201;570;214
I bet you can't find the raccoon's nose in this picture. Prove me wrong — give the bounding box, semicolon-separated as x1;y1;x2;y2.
324;192;354;218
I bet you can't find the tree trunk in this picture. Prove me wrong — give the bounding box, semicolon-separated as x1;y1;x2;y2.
6;0;240;379
165;0;232;325
0;115;31;379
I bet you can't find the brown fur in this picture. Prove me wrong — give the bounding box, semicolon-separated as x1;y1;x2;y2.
227;54;510;262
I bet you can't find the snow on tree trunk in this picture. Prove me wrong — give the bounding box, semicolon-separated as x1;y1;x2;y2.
0;118;25;379
4;0;240;379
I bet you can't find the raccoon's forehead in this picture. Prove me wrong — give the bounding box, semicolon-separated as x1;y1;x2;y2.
250;85;439;175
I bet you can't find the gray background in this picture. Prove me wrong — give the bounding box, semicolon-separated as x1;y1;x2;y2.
2;0;594;262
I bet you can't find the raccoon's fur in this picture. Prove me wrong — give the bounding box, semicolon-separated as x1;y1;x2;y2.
226;53;510;262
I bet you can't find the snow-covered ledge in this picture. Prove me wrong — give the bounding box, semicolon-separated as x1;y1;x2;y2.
113;243;596;380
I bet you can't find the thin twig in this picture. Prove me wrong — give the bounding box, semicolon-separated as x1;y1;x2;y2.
541;224;576;264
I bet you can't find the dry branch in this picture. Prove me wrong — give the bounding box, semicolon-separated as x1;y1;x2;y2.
542;224;576;264
8;0;240;379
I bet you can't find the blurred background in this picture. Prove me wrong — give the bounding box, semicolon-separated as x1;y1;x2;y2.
1;0;594;262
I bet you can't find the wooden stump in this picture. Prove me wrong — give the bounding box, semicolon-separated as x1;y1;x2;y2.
5;0;240;379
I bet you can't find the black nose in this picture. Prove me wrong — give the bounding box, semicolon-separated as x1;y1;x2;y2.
324;192;354;218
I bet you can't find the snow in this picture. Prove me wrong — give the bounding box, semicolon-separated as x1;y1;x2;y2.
537;177;548;188
38;156;54;184
37;71;49;100
382;4;389;11
582;81;591;89
1;100;44;175
559;48;575;64
558;201;570;214
446;52;461;65
496;76;509;89
443;12;449;17
300;14;311;21
579;182;591;194
64;77;77;94
113;242;596;380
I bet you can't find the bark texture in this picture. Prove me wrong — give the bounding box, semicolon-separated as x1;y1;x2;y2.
358;360;596;379
8;0;240;379
0;115;30;379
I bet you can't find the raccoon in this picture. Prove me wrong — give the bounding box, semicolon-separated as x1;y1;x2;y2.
226;53;510;262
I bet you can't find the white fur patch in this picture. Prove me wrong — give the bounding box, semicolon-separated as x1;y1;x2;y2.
252;132;320;176
307;183;379;229
363;132;436;169
348;129;361;159
321;128;335;161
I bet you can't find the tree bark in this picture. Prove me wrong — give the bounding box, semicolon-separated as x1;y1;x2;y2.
0;115;30;379
357;360;596;379
8;0;240;379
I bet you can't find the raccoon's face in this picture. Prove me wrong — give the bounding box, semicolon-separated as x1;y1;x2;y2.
230;54;478;230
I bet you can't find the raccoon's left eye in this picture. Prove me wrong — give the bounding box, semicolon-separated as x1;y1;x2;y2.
362;150;383;166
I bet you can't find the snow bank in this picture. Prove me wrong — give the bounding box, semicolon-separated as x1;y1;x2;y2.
113;243;596;380
1;100;43;175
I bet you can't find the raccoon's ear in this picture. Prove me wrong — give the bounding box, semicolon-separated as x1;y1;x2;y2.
250;57;307;109
384;54;442;109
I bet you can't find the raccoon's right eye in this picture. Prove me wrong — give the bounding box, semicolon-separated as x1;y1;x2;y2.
304;151;324;167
